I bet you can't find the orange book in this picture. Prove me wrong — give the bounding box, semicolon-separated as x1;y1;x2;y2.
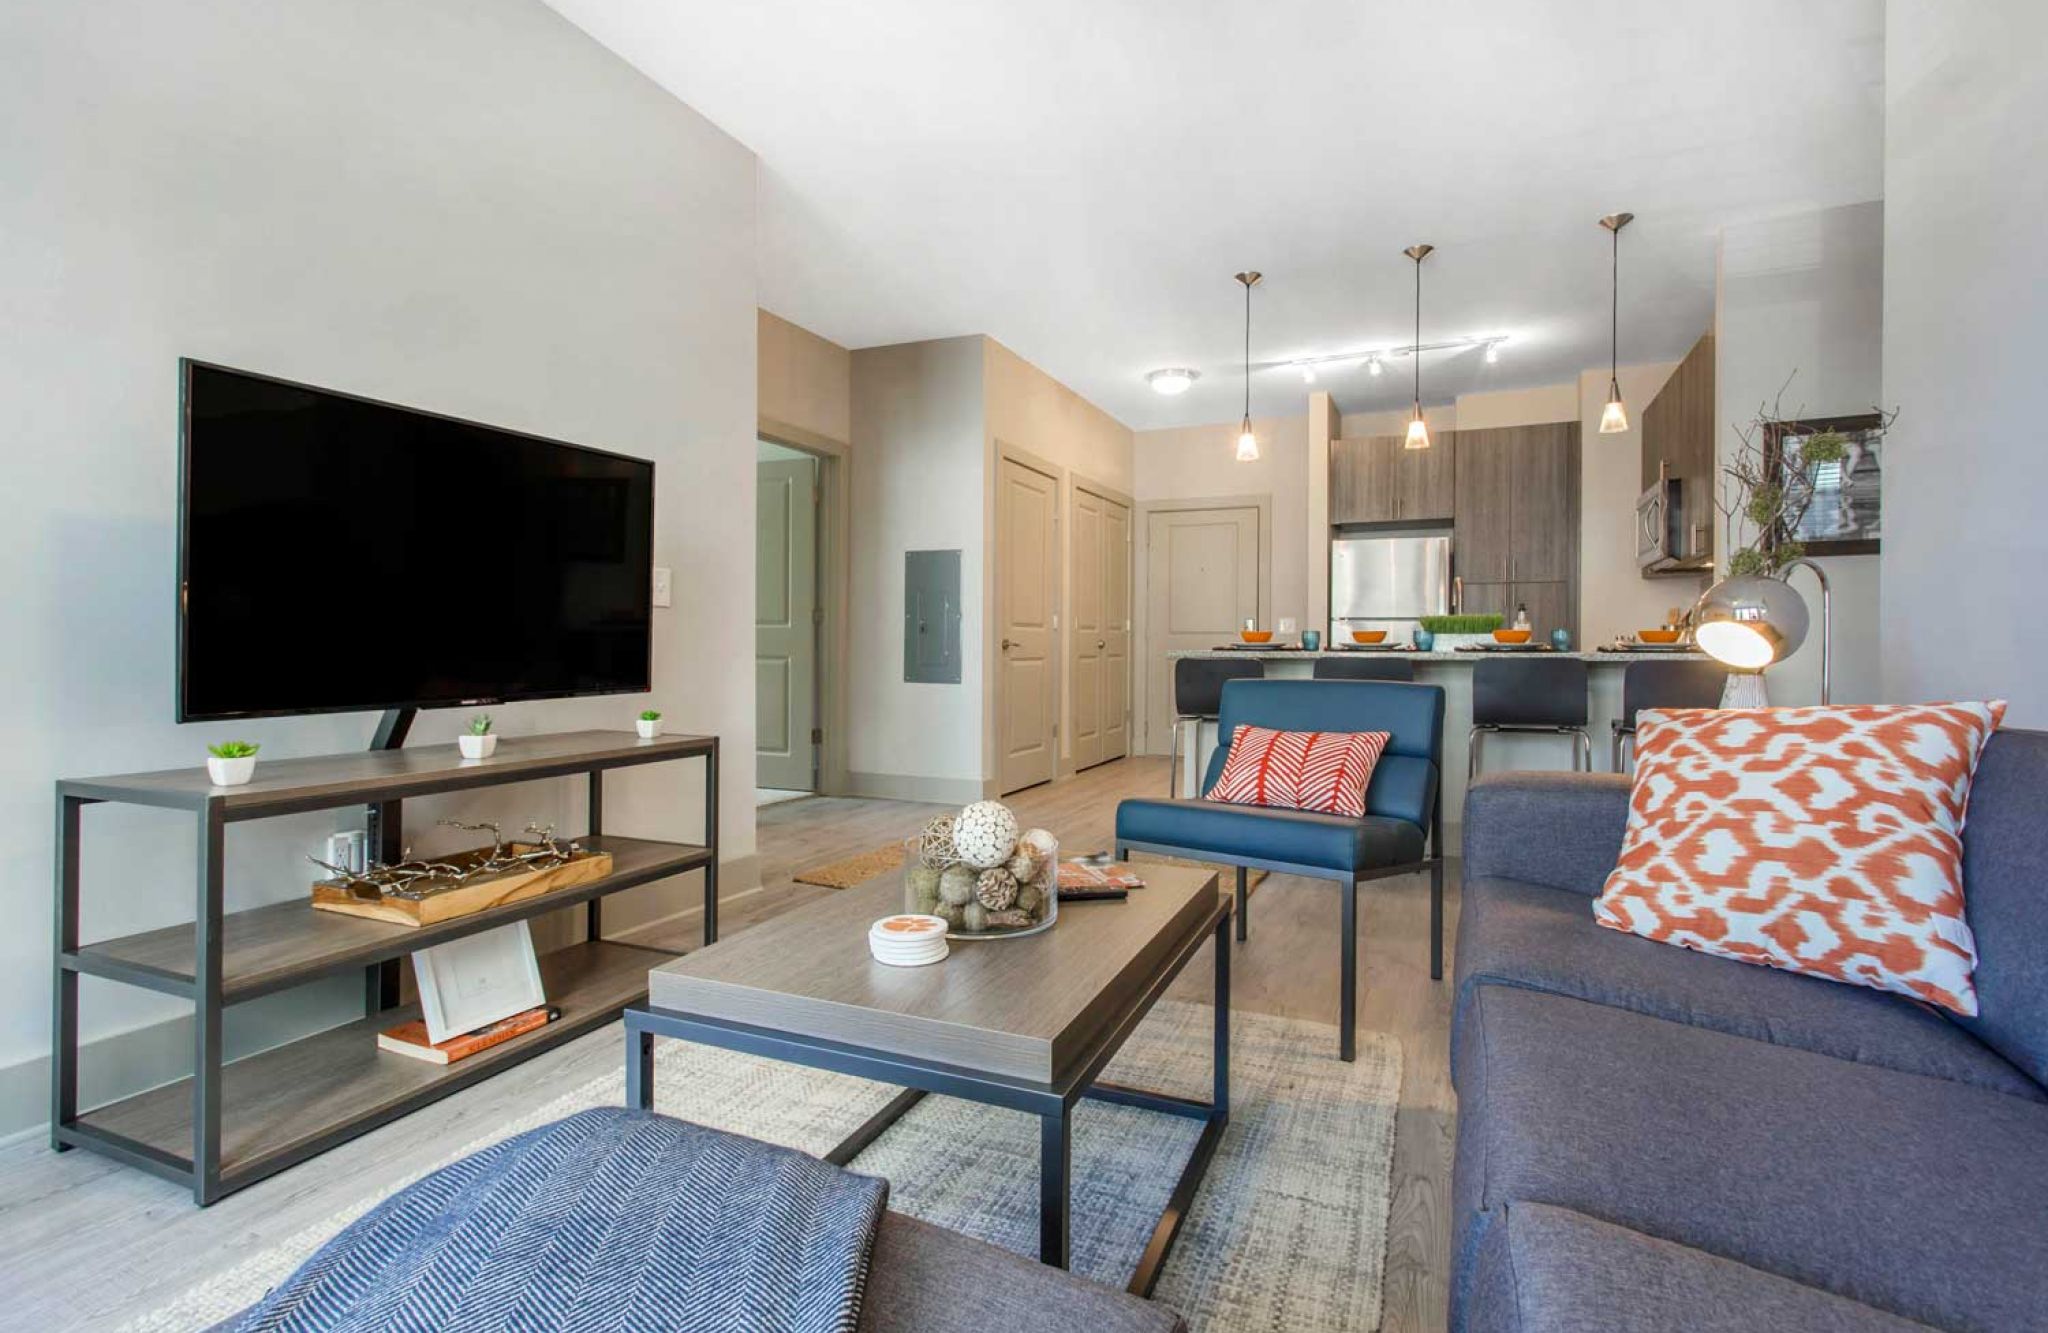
378;1005;556;1065
1058;861;1146;890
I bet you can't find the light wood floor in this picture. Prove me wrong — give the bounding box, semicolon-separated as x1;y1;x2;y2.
0;756;1460;1331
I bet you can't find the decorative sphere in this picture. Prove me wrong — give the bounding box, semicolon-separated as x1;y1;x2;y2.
1016;882;1043;915
952;801;1020;869
1006;843;1045;884
961;902;988;933
938;864;978;906
1018;828;1057;865
917;815;961;869
976;867;1019;911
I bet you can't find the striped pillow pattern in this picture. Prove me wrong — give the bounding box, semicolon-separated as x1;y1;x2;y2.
1594;701;2006;1016
1205;724;1391;817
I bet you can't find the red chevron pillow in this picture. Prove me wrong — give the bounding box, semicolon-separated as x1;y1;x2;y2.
1594;701;2006;1016
1204;724;1390;817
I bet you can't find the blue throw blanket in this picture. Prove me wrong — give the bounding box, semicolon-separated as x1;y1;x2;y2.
221;1108;890;1333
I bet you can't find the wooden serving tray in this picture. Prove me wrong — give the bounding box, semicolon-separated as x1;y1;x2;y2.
311;844;615;927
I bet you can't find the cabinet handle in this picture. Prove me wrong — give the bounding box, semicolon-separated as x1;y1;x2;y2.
1453;576;1463;612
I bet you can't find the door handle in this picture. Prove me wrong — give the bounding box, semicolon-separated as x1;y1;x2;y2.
1002;638;1015;650
1097;639;1106;649
1453;576;1463;613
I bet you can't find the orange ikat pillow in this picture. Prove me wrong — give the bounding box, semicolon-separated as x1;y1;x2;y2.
1594;701;2006;1016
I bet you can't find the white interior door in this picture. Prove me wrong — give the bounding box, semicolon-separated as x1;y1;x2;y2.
756;455;818;791
1069;485;1131;771
1143;505;1261;753
997;455;1058;795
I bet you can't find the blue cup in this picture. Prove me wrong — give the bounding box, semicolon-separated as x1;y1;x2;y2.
1301;629;1322;651
1550;628;1571;651
1413;628;1435;652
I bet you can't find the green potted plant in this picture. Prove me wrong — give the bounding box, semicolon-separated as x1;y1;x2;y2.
637;708;663;740
1417;612;1505;651
205;740;260;787
459;713;497;760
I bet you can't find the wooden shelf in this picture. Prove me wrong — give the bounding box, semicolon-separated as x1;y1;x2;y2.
71;834;709;1002
59;729;716;820
66;939;672;1192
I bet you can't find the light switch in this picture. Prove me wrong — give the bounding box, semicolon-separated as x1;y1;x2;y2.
651;567;672;609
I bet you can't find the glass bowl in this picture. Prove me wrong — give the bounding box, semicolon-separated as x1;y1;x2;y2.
902;832;1058;939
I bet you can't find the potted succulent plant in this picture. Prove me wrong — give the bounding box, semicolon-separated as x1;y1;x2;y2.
459;713;497;759
206;741;259;787
636;708;663;739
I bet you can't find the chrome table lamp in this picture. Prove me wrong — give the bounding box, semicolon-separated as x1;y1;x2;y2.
1690;558;1831;708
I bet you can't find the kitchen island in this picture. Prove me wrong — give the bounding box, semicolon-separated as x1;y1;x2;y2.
1165;647;1713;835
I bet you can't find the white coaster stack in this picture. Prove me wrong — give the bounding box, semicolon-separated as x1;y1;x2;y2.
868;914;950;967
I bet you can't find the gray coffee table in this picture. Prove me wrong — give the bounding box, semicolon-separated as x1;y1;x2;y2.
624;864;1230;1296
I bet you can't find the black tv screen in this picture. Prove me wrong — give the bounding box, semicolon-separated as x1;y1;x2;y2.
178;360;654;722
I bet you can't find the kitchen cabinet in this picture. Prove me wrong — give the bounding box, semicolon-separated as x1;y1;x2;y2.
1452;422;1579;636
1331;436;1397;524
1453;432;1513;582
1333;434;1457;524
1396;434;1457;520
1641;332;1715;570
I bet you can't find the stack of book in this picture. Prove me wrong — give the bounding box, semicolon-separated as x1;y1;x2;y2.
378;1005;559;1065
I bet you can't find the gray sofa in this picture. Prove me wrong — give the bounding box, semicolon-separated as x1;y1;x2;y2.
1451;730;2048;1333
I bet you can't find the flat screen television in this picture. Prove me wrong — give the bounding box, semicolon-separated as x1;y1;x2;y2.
178;359;654;722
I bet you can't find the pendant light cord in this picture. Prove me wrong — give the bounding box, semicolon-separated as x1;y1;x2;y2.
1610;225;1620;386
1242;277;1252;427
1412;253;1422;416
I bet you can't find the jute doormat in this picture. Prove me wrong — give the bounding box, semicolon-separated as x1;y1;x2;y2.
792;842;907;889
793;842;1267;893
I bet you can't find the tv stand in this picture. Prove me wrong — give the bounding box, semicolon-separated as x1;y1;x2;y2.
52;728;720;1205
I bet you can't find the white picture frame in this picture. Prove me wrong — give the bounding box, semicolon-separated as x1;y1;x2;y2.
410;921;547;1045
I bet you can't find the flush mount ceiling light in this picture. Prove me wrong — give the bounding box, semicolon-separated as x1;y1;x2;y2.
1234;271;1262;461
1599;212;1634;434
1367;353;1385;376
1403;244;1434;450
1295;360;1317;384
1146;367;1199;396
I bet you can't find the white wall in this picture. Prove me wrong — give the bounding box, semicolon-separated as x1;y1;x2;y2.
1716;202;1886;706
847;337;988;798
0;0;757;1130
1882;1;2048;724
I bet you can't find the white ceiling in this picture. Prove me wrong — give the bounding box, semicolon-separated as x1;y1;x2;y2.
542;0;1883;430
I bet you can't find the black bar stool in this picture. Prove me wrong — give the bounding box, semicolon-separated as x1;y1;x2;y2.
1613;659;1728;770
1313;656;1415;682
1170;658;1265;796
1469;658;1591;780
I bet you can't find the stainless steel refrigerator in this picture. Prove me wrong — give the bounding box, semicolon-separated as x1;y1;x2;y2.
1330;533;1452;642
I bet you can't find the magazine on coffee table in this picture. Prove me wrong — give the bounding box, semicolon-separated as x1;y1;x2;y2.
1058;860;1146;890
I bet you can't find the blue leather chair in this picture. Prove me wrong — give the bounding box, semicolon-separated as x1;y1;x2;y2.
1114;678;1446;1061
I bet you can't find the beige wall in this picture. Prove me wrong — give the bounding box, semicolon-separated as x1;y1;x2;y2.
1132;414;1311;633
1576;361;1695;645
982;338;1135;777
847;337;987;798
759;308;851;447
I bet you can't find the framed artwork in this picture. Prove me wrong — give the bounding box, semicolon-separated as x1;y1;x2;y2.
410;920;546;1044
1764;412;1884;556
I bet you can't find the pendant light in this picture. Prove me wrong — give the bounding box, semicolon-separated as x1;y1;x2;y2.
1233;271;1261;461
1402;244;1434;450
1598;212;1634;434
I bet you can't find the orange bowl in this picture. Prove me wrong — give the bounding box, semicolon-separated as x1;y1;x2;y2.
1238;629;1274;644
1637;628;1681;644
1492;628;1533;644
1350;629;1388;645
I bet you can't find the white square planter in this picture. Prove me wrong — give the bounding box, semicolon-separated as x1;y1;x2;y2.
636;719;663;739
458;733;498;759
206;755;256;786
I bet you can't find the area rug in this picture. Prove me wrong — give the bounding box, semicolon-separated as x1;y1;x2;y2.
125;1002;1399;1333
791;840;907;888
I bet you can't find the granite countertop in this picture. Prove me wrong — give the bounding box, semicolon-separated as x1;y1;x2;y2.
1168;646;1710;664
